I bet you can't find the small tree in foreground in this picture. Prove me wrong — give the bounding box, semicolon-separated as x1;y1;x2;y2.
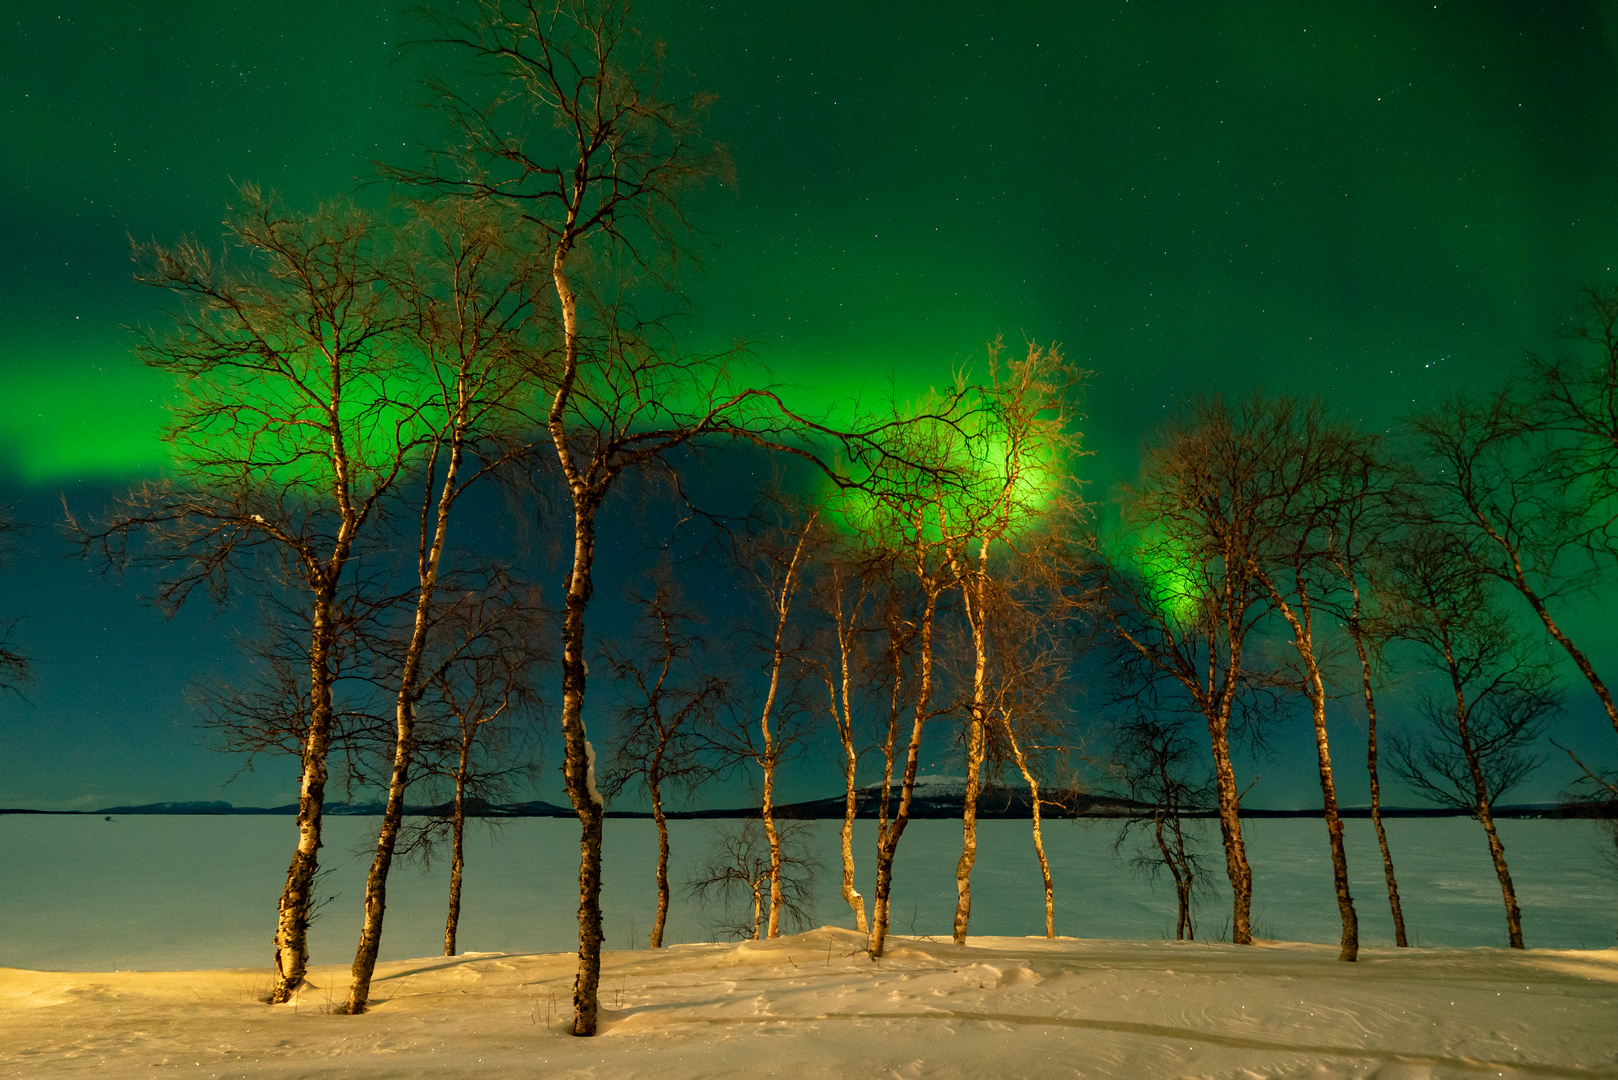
1109;713;1212;941
600;563;727;949
406;571;548;957
687;818;818;941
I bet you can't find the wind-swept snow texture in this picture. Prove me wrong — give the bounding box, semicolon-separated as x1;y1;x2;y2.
3;929;1615;1079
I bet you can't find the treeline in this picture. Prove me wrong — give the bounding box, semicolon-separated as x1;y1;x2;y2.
23;0;1614;1040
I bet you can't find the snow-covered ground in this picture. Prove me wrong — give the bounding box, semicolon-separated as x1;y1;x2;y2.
3;928;1615;1079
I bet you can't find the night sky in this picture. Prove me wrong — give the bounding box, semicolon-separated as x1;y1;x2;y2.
3;1;1617;811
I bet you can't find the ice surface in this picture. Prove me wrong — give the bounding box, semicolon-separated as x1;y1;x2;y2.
1;814;1612;973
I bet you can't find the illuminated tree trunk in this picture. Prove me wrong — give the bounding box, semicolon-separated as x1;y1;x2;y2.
827;573;868;932
870;579;940;960
953;539;990;945
270;559;348;1003
344;406;467;1013
445;746;468;956
649;765;671;949
1004;715;1054;937
270;620;332;1003
1443;638;1525;949
754;525;811;939
1347;603;1408;947
1268;588;1358;962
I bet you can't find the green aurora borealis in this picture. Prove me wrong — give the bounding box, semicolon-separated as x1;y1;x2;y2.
4;1;1618;808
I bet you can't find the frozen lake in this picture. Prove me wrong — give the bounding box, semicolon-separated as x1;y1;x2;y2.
1;813;1612;971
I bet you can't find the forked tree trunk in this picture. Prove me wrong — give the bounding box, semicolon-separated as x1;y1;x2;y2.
1347;606;1408;947
1153;811;1193;940
269;584;341;1004
869;582;940;959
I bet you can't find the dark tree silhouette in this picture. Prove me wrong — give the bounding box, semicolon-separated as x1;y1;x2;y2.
1109;713;1212;941
1386;526;1559;949
599;562;727;949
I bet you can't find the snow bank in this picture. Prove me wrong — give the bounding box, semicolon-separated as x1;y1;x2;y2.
3;929;1614;1079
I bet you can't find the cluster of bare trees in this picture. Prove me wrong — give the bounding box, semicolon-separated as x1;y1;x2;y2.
1101;300;1618;956
58;0;1617;1044
76;0;1085;1037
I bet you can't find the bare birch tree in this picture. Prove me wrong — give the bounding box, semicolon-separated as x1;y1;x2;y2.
1385;526;1559;949
946;340;1087;945
1409;391;1613;750
343;199;549;1014
1109;712;1211;941
408;570;548;957
394;1;953;1031
809;545;878;933
1244;398;1365;962
687;818;817;941
599;562;727;948
1100;395;1281;946
81;188;419;1002
1319;450;1411;947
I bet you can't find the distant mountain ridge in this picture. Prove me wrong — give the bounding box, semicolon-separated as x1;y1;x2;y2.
4;779;1610;818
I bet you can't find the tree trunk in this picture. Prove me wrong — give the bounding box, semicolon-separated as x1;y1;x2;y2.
1005;715;1054;937
269;586;339;1004
839;734;868;932
445;754;467;957
1478;509;1618;740
343;699;416;1011
650;780;669;949
1444;631;1525;949
344;428;464;1014
1477;800;1525;949
1207;717;1253;945
870;583;939;959
561;509;605;1034
1153;811;1191;940
1348;614;1408;947
1270;592;1357;961
952;540;990;945
831;589;868;932
759;740;783;940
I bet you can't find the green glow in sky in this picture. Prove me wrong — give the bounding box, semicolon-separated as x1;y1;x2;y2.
4;0;1617;495
0;354;173;483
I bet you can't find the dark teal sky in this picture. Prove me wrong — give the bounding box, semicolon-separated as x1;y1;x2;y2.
3;1;1617;810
